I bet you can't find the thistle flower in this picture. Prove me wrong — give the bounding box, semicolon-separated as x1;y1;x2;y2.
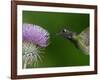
22;23;50;68
23;23;50;47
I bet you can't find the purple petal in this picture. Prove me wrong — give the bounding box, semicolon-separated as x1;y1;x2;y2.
23;23;50;47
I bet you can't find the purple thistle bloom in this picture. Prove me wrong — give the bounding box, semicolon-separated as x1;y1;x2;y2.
23;23;50;47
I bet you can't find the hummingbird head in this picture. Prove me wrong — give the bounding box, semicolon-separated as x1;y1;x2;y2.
57;28;78;48
57;28;75;40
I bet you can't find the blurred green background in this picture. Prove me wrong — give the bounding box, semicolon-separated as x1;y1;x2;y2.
23;11;89;68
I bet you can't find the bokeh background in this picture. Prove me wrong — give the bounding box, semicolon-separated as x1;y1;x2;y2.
22;11;89;68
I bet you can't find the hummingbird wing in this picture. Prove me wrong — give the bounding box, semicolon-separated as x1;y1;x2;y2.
77;27;89;55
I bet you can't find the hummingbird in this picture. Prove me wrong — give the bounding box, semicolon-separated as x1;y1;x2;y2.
57;27;89;55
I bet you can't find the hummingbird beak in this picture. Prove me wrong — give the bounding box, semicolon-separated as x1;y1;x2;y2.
56;30;62;35
56;32;60;35
56;33;58;35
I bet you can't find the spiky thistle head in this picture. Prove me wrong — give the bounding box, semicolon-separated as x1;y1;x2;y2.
22;23;50;68
22;41;44;68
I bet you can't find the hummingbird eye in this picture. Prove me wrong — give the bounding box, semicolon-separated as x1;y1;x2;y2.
63;29;67;32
